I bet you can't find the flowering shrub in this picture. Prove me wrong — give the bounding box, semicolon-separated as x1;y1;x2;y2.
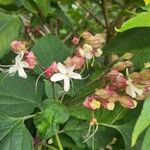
1;0;150;150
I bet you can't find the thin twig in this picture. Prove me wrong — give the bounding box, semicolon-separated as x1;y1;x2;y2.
101;0;111;41
78;0;105;28
20;16;36;42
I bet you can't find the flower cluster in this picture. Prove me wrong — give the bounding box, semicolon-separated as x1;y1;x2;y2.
43;31;105;92
0;41;37;78
83;57;150;111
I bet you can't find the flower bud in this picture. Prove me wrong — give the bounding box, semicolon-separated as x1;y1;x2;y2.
118;96;137;109
72;36;79;45
44;62;58;78
100;100;115;110
95;88;119;102
129;72;141;83
113;61;133;71
89;118;97;125
81;31;93;39
64;56;85;70
25;51;37;69
122;53;133;60
83;96;101;110
10;41;26;54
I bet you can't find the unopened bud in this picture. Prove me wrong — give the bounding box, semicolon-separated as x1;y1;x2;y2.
10;41;27;54
122;53;133;60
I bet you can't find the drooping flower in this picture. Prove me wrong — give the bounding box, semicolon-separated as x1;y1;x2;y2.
78;44;94;60
64;56;85;70
6;55;29;78
125;78;143;98
10;41;27;54
25;51;37;69
50;63;81;92
118;96;137;109
44;62;58;78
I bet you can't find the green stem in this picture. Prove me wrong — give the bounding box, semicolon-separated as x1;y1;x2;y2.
55;134;63;150
42;143;58;150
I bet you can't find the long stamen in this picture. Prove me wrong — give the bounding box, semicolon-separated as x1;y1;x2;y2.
83;123;98;143
91;56;95;67
35;71;46;93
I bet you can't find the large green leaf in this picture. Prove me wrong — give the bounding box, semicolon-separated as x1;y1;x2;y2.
35;99;69;139
0;73;44;117
33;0;51;17
132;95;150;146
0;0;15;5
117;12;150;32
32;34;71;67
142;127;150;150
63;118;88;149
0;114;33;150
103;28;150;69
0;13;23;59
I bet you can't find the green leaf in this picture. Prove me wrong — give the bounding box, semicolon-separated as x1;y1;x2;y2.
142;127;150;150
32;34;71;67
0;73;44;117
69;104;125;123
33;0;51;17
117;12;150;32
63;118;88;149
132;95;150;146
103;28;150;69
44;80;62;99
0;114;33;150
35;99;69;139
117;121;143;150
0;0;15;5
34;108;59;139
0;13;23;59
42;100;70;124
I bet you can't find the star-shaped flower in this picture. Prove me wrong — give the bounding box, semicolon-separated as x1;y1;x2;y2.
7;55;29;78
50;63;81;92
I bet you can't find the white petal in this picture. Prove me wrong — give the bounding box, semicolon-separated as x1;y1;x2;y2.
50;73;65;82
126;85;136;98
18;67;27;78
85;52;93;60
64;77;70;92
134;86;143;96
20;61;29;68
70;72;82;79
95;49;103;57
79;49;85;57
8;65;18;74
57;63;67;74
15;54;23;63
67;65;75;73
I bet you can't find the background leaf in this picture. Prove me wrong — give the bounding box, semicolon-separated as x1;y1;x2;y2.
103;28;150;69
117;12;150;32
0;73;44;117
32;34;72;67
0;12;23;59
132;95;150;146
0;114;33;150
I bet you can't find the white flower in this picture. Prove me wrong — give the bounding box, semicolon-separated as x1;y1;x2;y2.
126;78;143;98
50;63;82;92
79;44;93;60
7;55;29;78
